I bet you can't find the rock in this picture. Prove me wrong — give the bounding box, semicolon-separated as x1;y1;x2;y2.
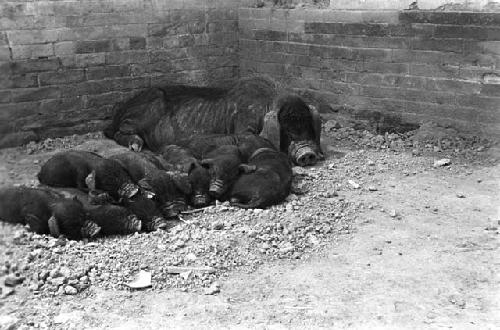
456;193;466;198
292;166;307;176
184;253;197;262
367;186;378;191
4;275;24;287
0;315;18;329
204;282;220;295
390;210;397;218
348;180;360;189
433;158;451;167
212;221;224;230
126;270;152;289
64;285;78;295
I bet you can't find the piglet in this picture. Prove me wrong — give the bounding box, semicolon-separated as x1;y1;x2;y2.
0;186;100;240
229;148;292;209
37;150;139;201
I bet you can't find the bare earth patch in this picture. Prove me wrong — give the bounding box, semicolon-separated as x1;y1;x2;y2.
0;128;498;329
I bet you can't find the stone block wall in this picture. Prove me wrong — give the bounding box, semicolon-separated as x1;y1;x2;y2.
239;8;500;136
0;0;239;147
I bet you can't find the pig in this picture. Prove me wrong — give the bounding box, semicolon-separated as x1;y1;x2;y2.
158;144;211;208
175;134;275;161
37;150;139;202
121;193;170;232
0;186;100;240
108;152;192;218
200;145;256;199
275;95;323;166
53;187;142;236
229;148;292;209
104;77;323;166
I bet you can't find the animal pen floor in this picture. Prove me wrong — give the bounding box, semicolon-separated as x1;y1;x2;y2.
0;126;498;329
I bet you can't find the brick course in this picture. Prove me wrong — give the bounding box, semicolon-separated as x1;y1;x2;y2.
0;0;239;147
1;3;499;148
239;8;500;136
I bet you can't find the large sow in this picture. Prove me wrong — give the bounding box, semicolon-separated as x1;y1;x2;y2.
104;77;323;166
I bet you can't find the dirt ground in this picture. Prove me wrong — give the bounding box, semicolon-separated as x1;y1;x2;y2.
0;132;499;329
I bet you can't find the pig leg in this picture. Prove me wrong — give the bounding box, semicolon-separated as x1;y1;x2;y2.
309;105;324;160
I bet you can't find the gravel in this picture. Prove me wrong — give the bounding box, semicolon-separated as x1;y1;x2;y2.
0;120;496;300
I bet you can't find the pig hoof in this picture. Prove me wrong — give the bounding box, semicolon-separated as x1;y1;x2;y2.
82;220;101;238
127;215;142;232
151;216;169;231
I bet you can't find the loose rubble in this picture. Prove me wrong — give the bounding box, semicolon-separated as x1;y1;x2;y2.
0;119;496;304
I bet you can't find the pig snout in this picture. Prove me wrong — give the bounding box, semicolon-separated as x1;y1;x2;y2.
289;141;318;167
151;216;168;231
81;220;102;239
209;179;225;197
118;183;139;199
126;214;142;232
161;200;187;218
192;193;211;208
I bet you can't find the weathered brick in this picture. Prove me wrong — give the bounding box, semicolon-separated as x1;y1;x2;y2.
12;86;61;102
9;59;60;74
0;101;41;121
360;85;406;99
75;40;111;54
130;37;146;50
39;69;85;86
0;73;38;89
464;41;500;56
0;90;12;103
111;38;130;51
87;65;129;81
480;83;500;97
7;29;59;45
106;50;149;64
411;38;463;53
254;30;287;41
352;48;392;62
54;41;76;56
399;11;500;26
410;63;460;79
456;94;500;111
11;44;54;60
309;45;352;59
75;53;106;67
360;62;409;74
83;92;126;108
435;25;500;41
0;46;10;61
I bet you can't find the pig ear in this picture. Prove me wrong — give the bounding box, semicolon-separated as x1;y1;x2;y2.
200;158;214;169
173;174;192;195
259;110;280;151
48;215;61;238
239;164;257;173
85;170;96;190
186;161;197;174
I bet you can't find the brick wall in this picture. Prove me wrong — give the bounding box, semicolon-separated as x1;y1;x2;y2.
0;0;239;147
239;8;500;136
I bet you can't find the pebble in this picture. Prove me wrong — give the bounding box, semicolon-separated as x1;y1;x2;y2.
368;186;378;191
64;285;78;295
390;210;397;218
433;158;451;167
4;275;24;287
204;282;220;295
348;180;360;189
